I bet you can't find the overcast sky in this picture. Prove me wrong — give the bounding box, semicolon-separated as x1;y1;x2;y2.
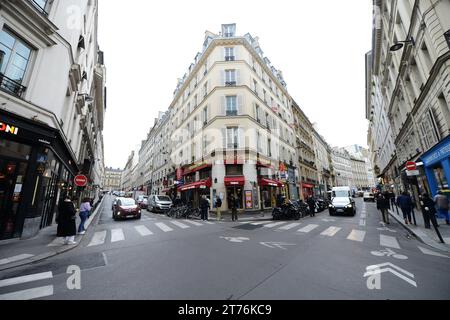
99;0;373;169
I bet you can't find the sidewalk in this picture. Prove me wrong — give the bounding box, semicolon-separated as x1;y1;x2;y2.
0;197;105;271
388;206;450;253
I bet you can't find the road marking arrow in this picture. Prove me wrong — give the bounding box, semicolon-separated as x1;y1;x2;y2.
260;242;296;250
364;262;417;287
220;237;249;243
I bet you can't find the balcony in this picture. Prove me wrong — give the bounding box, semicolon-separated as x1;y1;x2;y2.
226;110;238;117
0;74;27;98
225;56;235;61
29;0;48;15
225;81;236;87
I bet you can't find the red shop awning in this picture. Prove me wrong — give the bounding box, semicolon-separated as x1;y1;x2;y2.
182;163;212;176
302;183;314;188
178;178;212;192
224;176;245;186
259;178;283;188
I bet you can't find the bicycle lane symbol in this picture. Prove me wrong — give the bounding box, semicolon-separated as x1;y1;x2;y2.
371;248;408;260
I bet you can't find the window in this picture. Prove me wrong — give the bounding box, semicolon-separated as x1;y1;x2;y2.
263;89;267;103
225;47;235;61
0;28;32;96
227;127;239;149
194;94;198;108
257;131;262;153
202;106;208;126
226;96;237;116
268;138;272;157
203;82;208;98
225;69;236;86
31;0;49;14
222;24;236;37
226;165;243;176
253;79;258;94
255;104;260;122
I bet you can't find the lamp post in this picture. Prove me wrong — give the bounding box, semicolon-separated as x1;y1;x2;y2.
390;37;415;52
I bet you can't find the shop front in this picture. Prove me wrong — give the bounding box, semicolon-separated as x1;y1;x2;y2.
224;176;245;210
302;183;314;199
258;178;283;210
0;110;78;240
178;178;212;208
421;135;450;196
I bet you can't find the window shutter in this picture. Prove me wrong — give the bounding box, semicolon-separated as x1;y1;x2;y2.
221;96;226;116
238;95;243;115
222;128;227;149
238;128;245;148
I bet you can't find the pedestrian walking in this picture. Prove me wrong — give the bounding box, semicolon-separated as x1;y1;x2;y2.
276;193;284;208
215;195;222;221
389;190;396;210
434;191;450;225
57;195;77;245
397;191;414;225
78;198;91;234
420;193;439;229
376;192;390;224
307;196;316;217
200;195;209;221
206;196;211;220
230;195;238;222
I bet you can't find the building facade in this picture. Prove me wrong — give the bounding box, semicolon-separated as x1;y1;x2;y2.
0;0;106;240
331;148;353;188
312;125;333;198
103;167;122;192
368;0;450;199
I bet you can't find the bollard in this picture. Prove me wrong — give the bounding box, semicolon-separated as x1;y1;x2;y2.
431;217;445;244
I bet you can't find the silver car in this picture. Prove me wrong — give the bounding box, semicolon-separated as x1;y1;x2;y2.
148;195;173;213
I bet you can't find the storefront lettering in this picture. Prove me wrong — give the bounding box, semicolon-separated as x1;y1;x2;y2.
423;141;450;165
0;122;19;135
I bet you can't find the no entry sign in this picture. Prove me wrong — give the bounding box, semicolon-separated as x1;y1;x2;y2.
406;161;417;171
74;175;88;187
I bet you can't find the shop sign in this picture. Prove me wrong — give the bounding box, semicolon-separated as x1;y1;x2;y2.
245;190;253;209
0;121;19;135
74;175;88;187
422;137;450;166
406;170;419;177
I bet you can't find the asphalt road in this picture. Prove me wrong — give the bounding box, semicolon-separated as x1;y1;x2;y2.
1;195;449;300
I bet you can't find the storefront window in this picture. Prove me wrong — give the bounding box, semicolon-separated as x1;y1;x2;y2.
226;165;243;176
0;140;31;160
434;165;449;190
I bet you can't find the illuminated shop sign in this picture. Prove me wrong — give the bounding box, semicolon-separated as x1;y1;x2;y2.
0;121;19;135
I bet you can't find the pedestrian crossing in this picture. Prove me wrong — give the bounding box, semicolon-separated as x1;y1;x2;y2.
0;271;54;300
86;220;213;247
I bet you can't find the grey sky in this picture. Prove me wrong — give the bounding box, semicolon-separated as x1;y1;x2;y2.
99;0;373;169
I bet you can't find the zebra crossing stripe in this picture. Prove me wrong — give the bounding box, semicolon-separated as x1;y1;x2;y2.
111;229;125;243
347;230;366;242
0;272;53;288
88;231;107;247
155;223;173;232
170;221;190;229
263;222;287;228
320;226;342;237
380;234;400;249
135;225;153;236
183;220;203;226
0;254;34;265
250;221;273;226
278;223;301;230
298;224;319;233
0;285;54;300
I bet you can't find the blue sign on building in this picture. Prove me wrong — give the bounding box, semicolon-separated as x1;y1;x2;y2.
420;135;450;196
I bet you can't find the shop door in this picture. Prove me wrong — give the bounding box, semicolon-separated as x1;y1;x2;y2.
0;159;28;240
227;187;243;209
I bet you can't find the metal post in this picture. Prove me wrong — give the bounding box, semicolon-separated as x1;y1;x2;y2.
431;216;445;244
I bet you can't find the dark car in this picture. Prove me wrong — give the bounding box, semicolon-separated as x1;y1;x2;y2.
113;198;141;220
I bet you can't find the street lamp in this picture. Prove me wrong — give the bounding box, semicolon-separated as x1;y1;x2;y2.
390;37;415;52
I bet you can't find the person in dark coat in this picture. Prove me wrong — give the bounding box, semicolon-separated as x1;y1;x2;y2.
57;195;77;245
200;195;209;221
307;196;316;217
397;191;414;225
420;193;439;229
276;193;284;208
376;192;390;224
388;190;396;210
230;195;238;222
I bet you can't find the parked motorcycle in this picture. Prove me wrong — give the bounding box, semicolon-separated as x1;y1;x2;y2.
293;200;311;218
272;200;301;220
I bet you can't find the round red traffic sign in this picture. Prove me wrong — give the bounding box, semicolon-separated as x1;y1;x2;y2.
74;175;88;187
406;161;417;171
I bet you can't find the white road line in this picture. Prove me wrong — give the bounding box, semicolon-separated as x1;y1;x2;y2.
278;223;301;230
250;221;273;226
88;231;107;247
263;222;288;228
360;213;366;218
0;272;53;288
135;225;153;236
359;219;366;226
0;285;54;300
0;254;34;266
418;246;449;258
155;223;173;232
183;220;203;226
380;234;400;249
297;224;319;233
347;230;366;242
111;229;125;243
47;238;65;247
321;226;342;237
170;221;190;229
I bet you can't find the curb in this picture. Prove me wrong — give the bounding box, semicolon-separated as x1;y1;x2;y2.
0;196;106;272
388;209;450;253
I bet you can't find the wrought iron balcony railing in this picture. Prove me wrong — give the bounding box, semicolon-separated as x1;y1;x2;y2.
0;73;27;97
29;0;49;15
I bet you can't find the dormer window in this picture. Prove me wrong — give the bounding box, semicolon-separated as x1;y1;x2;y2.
222;24;236;37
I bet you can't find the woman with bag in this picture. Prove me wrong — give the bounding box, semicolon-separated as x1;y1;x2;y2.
57;195;77;245
78;198;92;235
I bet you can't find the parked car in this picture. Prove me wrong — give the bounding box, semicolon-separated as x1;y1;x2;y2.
113;197;141;220
329;187;356;216
363;192;375;202
148;195;173;213
136;195;148;209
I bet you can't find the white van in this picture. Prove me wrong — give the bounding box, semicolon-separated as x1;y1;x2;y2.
329;187;356;216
